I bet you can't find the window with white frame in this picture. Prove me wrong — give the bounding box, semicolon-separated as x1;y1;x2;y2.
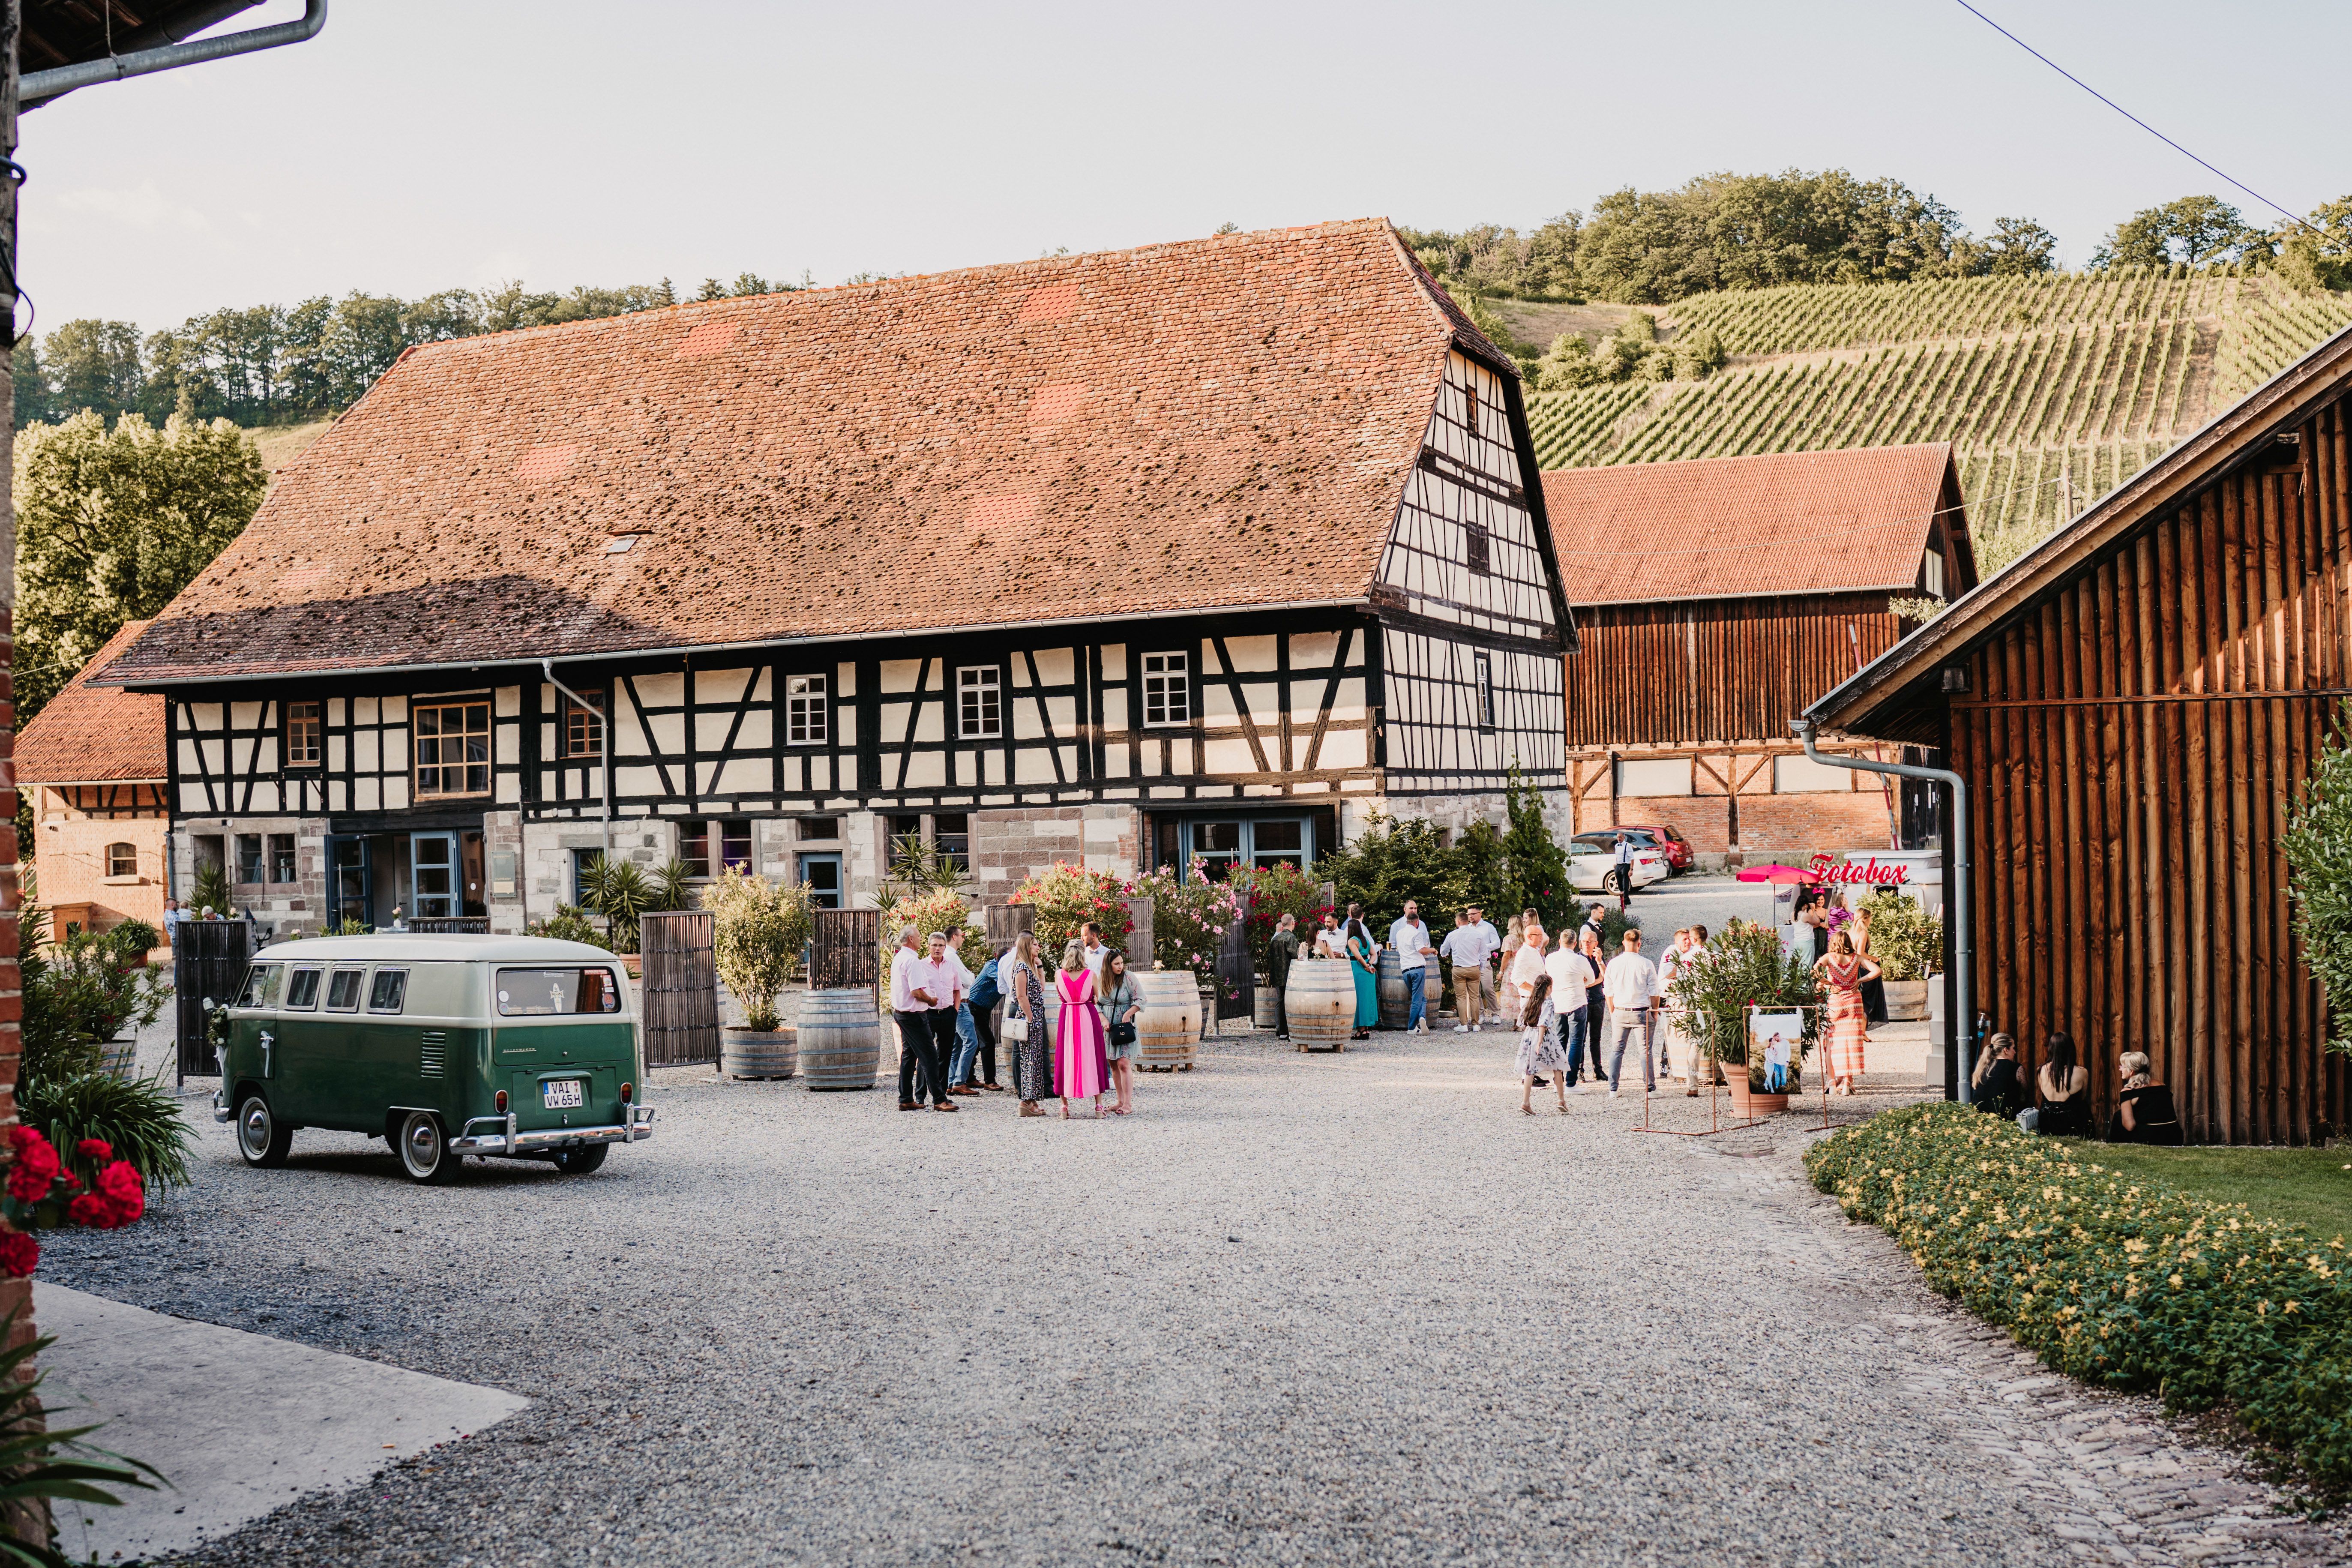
957;666;1001;739
1143;651;1189;726
786;674;828;745
1474;651;1496;730
1923;548;1946;597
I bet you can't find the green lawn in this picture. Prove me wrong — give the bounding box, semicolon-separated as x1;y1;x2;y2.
2054;1141;2352;1241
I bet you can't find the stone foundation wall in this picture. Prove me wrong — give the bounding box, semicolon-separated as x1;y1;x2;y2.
968;805;1140;901
171;818;330;935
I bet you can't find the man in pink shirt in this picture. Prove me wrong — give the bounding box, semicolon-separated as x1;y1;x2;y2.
889;926;962;1112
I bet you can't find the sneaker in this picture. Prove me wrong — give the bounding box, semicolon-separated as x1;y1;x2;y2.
1609;1088;1622;1097
1454;1025;1469;1034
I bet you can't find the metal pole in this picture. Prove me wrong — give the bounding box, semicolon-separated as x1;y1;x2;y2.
1792;719;1974;1103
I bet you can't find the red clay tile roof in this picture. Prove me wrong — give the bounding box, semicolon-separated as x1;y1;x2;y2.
1541;444;1962;605
102;219;1504;685
18;621;166;783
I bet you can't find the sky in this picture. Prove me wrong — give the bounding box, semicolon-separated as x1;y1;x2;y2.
18;0;2352;333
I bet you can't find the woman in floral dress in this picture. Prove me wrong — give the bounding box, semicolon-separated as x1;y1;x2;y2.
1515;973;1568;1115
1002;932;1052;1118
1814;930;1880;1097
1053;941;1108;1118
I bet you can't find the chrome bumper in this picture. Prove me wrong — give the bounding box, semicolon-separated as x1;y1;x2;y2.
449;1103;656;1156
211;1088;233;1124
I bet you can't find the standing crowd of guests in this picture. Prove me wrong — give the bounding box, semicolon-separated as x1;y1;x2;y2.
887;918;1142;1121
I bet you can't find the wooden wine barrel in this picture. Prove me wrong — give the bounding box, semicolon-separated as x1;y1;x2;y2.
1252;984;1278;1028
1285;958;1353;1052
722;1026;798;1080
1135;967;1201;1071
1376;948;1408;1030
99;1040;138;1080
799;989;881;1091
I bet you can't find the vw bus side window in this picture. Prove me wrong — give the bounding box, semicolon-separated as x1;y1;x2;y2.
285;968;323;1010
367;969;408;1014
235;964;284;1007
325;969;366;1011
495;967;622;1016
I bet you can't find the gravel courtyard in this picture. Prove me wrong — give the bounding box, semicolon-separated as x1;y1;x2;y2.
46;1027;2348;1567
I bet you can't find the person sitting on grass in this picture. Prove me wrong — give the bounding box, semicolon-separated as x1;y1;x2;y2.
2016;1031;2092;1136
2104;1049;2183;1145
1971;1032;2024;1119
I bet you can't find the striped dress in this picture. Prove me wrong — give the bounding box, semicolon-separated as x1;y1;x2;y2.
1054;967;1109;1101
1821;955;1869;1079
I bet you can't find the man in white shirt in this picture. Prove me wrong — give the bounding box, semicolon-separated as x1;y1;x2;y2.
1601;929;1664;1095
1387;900;1436;1034
1080;921;1111;976
1467;906;1501;1022
1545;931;1601;1088
1656;927;1692;1082
1612;833;1638;909
1440;912;1490;1032
888;926;961;1113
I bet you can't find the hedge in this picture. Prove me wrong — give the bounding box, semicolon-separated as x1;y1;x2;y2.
1807;1102;2352;1492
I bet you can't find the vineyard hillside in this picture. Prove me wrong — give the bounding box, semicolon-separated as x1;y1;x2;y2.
1516;269;2352;569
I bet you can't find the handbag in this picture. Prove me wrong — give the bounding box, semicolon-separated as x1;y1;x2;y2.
1002;1013;1029;1043
1110;1019;1138;1047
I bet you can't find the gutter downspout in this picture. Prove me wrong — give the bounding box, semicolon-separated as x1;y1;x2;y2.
1791;718;1974;1104
542;660;611;870
21;0;327;106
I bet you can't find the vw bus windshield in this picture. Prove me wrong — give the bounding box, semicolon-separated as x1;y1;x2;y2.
235;964;283;1007
495;967;621;1016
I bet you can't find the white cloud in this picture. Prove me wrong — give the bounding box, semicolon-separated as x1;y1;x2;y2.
40;180;220;236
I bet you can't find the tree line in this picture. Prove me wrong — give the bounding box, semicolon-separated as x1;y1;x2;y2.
10;271;806;431
1407;171;2352;307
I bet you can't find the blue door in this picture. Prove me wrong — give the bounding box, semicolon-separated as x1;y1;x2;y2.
799;853;843;910
326;835;372;930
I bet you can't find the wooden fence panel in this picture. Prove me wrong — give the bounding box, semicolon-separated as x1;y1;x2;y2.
640;910;718;1067
812;908;881;992
985;904;1035;948
174;919;253;1081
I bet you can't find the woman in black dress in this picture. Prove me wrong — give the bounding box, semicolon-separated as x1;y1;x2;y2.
1971;1031;2024;1118
2105;1050;2183;1145
2019;1031;2092;1136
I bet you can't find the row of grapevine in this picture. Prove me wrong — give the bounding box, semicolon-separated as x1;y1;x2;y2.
2211;280;2352;400
1663;268;2244;356
1542;321;2212;467
1523;382;1653;468
1954;440;2175;536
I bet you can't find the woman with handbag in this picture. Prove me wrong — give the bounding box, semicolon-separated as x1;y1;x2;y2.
1001;932;1052;1118
1099;951;1143;1116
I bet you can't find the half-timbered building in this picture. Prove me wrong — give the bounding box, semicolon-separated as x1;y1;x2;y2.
18;621;170;942
1543;445;1975;865
1809;327;2352;1143
98;220;1574;931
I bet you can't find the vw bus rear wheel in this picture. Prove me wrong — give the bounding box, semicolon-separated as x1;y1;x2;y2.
236;1094;292;1169
548;1143;608;1175
395;1111;461;1186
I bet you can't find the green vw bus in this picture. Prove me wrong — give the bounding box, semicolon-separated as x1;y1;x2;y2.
211;935;657;1184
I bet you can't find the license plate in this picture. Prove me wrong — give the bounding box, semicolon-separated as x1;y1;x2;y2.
541;1079;585;1110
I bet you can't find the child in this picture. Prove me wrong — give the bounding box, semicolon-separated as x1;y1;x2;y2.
1764;1032;1791;1092
1516;974;1569;1115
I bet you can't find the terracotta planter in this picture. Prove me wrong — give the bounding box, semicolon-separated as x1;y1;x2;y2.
1882;978;1929;1020
1725;1074;1788;1116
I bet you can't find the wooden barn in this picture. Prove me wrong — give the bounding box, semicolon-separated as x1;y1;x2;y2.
96;220;1574;932
1809;327;2352;1144
1543;445;1975;864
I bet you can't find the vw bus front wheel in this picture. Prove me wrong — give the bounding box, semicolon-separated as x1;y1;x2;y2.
395;1111;461;1186
236;1094;292;1169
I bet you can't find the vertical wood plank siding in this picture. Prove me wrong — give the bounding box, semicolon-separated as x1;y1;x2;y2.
1563;594;1903;747
1950;399;2352;1144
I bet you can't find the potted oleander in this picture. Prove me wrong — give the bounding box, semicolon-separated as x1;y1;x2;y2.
1856;890;1941;1021
1666;917;1817;1112
704;869;814;1080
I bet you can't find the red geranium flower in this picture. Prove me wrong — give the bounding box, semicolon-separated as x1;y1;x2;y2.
76;1139;114;1164
0;1232;36;1277
66;1193;116;1231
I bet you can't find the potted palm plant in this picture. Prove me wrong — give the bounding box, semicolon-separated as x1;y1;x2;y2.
576;854;656;974
705;869;815;1079
1857;890;1941;1020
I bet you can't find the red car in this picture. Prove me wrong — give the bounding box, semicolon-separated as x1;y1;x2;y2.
1575;824;1693;874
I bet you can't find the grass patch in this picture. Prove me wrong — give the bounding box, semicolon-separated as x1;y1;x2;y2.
2053;1141;2352;1242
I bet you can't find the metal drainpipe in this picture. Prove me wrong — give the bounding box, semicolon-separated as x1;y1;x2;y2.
21;0;329;105
542;660;611;869
1790;719;1974;1104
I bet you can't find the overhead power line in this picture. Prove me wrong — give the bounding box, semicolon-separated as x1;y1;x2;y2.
1949;0;2319;236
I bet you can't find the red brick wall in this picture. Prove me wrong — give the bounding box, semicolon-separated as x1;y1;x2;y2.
0;605;29;1344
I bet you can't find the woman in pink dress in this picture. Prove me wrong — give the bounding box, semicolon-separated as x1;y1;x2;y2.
1814;930;1880;1096
1053;941;1108;1119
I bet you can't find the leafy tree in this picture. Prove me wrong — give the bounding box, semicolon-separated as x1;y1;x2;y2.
10;338;46;427
1672;324;1726;379
2275;196;2352;292
2283;700;2352;1053
1497;768;1573;933
42;320;144;421
1980;216;2059;277
1534;332;1601;391
13;411;267;721
2091;195;2272;271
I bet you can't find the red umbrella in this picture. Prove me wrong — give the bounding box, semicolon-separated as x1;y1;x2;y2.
1734;864;1819;884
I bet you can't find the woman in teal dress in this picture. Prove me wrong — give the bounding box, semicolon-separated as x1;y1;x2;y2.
1344;903;1380;1039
